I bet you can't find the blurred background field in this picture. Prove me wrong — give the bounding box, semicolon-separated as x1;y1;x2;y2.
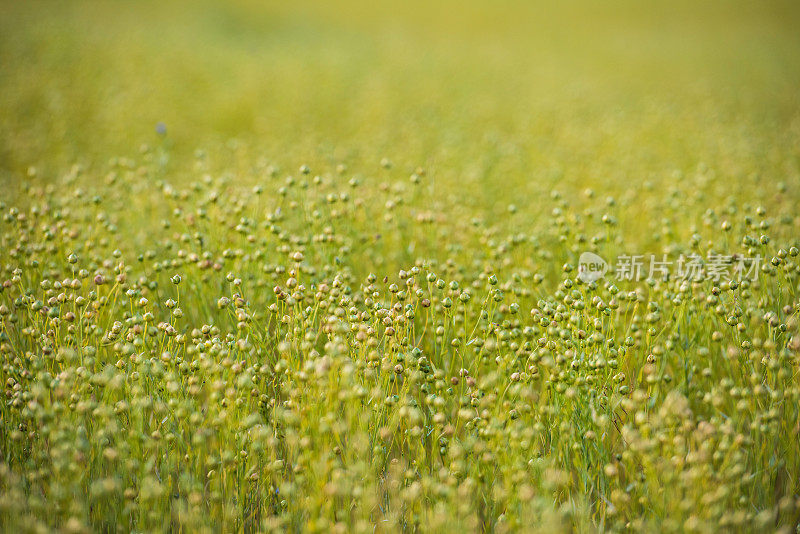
1;0;799;199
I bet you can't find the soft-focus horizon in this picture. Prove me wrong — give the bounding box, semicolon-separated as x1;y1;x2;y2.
2;1;799;183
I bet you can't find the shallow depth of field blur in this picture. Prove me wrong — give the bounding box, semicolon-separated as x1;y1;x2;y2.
2;0;800;532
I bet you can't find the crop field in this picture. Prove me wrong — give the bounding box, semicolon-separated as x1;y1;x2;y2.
1;0;800;532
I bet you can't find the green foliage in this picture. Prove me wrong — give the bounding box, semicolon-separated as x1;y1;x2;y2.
1;0;800;532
